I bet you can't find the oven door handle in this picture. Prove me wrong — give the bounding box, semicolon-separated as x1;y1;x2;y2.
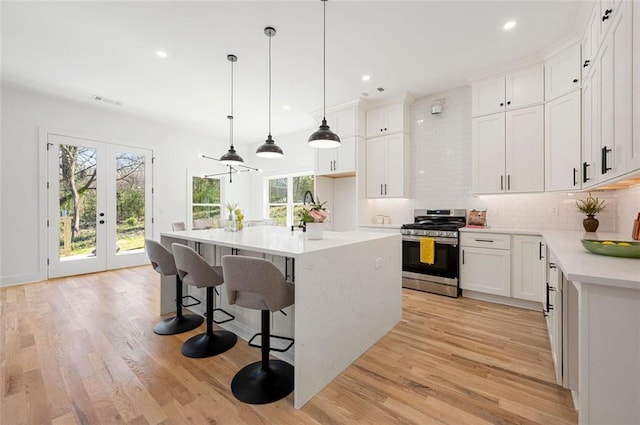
402;235;458;245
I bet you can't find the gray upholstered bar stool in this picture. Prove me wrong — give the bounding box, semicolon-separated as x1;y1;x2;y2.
145;239;203;335
222;255;295;404
171;222;186;231
172;243;237;358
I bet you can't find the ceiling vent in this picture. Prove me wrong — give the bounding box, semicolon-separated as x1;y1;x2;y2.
92;95;123;106
376;87;385;92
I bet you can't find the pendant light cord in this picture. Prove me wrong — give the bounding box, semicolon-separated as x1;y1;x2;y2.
323;0;326;121
229;57;234;149
268;33;272;136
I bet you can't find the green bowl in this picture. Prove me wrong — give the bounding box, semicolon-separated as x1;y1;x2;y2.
581;239;640;259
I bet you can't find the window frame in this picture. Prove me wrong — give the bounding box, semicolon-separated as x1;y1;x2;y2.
187;169;223;229
264;171;314;228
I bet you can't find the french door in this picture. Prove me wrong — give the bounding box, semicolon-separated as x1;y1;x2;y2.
47;134;153;278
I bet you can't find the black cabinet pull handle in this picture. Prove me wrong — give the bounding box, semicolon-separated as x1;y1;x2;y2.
602;146;612;174
573;167;577;186
605;8;612;15
549;262;557;269
583;161;590;182
573;78;579;83
507;101;511;105
500;175;504;191
380;184;383;195
384;184;387;195
507;174;511;190
602;14;610;21
583;60;590;67
99;220;105;224
539;241;544;260
474;239;494;243
99;212;105;217
384;128;387;131
500;102;504;107
462;250;465;265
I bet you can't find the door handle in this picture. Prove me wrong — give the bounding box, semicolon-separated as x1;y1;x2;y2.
602;146;612;174
573;167;578;186
583;162;590;182
539;241;544;260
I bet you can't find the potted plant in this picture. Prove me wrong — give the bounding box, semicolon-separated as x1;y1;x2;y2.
299;197;328;239
576;192;606;232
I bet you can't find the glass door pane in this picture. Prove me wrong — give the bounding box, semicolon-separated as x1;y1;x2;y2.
114;152;146;255
105;145;153;269
58;144;98;260
48;134;107;278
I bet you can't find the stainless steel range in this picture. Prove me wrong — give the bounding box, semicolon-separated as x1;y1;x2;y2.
400;209;466;297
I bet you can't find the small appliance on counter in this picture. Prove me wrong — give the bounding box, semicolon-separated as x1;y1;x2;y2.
400;209;466;297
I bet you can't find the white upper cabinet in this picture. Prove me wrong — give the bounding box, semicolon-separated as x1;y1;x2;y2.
545;90;582;191
582;3;601;78
545;43;582;101
315;136;357;176
582;67;599;187
505;106;545;193
596;3;632;181
365;102;407;137
314;103;363;177
471;75;506;117
472;113;505;194
632;0;640;170
471;64;544;117
366;133;408;198
505;65;545;109
472;105;543;194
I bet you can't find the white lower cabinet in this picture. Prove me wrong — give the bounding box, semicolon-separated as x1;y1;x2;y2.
460;233;511;297
512;235;545;302
460;232;546;304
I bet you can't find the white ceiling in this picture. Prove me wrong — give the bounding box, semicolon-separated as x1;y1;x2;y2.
1;1;584;146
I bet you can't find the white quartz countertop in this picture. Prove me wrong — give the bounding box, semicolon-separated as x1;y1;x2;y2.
541;230;639;290
461;227;639;290
161;226;399;258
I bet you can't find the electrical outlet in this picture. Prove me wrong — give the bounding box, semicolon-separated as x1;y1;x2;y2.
375;257;383;269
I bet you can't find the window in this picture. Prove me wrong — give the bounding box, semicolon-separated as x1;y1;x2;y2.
191;175;221;228
265;173;314;227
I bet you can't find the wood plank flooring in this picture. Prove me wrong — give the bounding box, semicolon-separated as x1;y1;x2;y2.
1;266;577;425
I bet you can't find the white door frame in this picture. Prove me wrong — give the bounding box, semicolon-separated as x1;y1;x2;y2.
44;131;154;279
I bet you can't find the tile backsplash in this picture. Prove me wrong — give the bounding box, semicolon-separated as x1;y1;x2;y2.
366;84;638;234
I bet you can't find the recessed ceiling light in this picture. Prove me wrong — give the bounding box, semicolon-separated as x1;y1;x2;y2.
503;21;516;31
156;50;168;58
362;75;371;81
283;105;290;110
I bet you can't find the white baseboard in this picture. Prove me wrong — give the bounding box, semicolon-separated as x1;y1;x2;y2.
0;272;46;287
461;290;543;311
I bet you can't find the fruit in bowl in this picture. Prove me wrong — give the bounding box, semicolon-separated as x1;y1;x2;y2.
581;239;640;258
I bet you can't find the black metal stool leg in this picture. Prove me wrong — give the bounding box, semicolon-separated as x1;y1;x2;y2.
231;310;294;404
153;275;203;335
181;287;237;358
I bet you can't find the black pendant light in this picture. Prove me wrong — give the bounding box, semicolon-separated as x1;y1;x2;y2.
220;54;244;165
308;0;341;149
256;26;284;159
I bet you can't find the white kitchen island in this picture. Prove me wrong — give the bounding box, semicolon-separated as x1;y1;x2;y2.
159;226;402;408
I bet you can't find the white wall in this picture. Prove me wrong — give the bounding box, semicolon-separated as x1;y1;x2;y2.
364;85;633;233
0;84;250;285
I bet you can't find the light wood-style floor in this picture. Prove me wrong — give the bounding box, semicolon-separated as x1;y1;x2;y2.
1;266;577;425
